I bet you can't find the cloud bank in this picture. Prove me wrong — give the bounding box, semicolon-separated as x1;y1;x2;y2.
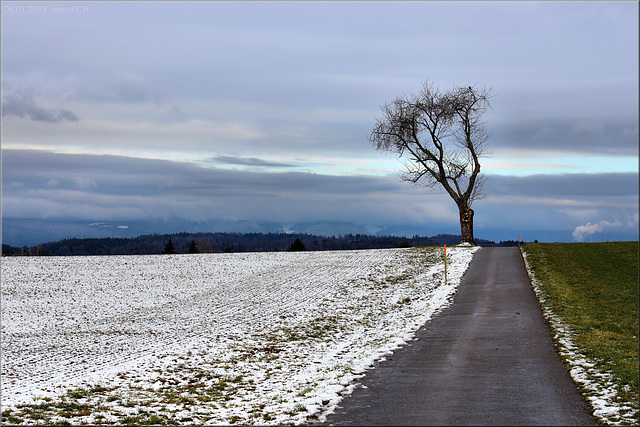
2;149;638;243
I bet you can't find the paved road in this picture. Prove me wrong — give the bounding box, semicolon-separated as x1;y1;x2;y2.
322;247;596;426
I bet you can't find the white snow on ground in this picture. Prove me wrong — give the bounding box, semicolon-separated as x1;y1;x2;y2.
1;246;477;425
522;251;638;426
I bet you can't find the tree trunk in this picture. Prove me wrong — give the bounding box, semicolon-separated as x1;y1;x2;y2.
459;206;475;245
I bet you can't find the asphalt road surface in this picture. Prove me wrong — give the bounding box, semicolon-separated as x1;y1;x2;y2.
321;247;596;426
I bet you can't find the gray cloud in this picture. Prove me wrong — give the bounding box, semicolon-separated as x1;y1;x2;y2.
493;118;639;157
2;92;79;123
486;173;639;198
212;156;297;168
1;149;423;225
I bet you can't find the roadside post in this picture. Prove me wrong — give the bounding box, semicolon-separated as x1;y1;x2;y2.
444;244;447;285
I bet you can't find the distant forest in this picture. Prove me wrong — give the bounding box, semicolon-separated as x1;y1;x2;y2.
1;232;520;256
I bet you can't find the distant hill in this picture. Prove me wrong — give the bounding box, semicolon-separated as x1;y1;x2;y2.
1;218;444;247
2;231;516;256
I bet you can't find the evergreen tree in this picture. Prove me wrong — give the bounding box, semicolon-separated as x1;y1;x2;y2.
287;238;306;252
187;239;199;254
162;237;176;254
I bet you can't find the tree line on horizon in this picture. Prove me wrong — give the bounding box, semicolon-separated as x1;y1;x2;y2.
1;231;519;257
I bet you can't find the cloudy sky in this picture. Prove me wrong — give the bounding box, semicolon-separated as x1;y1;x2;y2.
2;1;638;243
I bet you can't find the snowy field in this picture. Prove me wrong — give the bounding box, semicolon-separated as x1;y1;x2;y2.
1;246;477;425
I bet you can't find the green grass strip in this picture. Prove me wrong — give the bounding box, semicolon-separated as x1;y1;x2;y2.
522;242;638;423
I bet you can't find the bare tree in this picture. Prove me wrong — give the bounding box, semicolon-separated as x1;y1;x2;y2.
370;80;492;244
197;237;212;253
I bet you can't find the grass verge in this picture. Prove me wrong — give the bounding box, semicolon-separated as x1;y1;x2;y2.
521;242;638;425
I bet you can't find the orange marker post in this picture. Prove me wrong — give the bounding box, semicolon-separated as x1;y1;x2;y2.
444;244;447;285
